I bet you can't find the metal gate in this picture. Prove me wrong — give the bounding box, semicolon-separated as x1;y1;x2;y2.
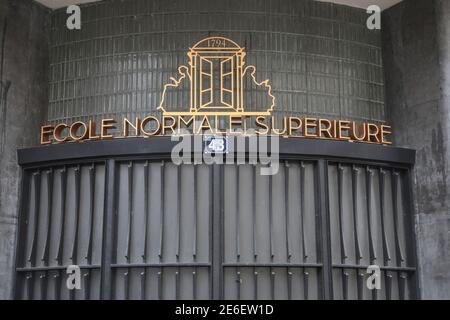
14;158;418;300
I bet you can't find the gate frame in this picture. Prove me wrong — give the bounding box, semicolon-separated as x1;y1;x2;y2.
14;137;418;300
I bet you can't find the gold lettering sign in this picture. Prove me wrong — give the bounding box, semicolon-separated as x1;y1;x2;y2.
40;37;392;145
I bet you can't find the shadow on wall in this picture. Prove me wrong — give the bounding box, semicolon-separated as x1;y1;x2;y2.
0;10;10;154
0;81;11;154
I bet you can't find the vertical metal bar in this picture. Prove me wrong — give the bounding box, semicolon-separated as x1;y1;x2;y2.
379;169;391;300
357;271;364;300
399;273;406;300
193;165;198;260
304;269;309;300
352;166;364;300
351;166;362;263
70;166;81;301
300;162;308;261
365;167;376;263
176;165;181;260
337;164;347;264
41;169;53;300
159;161;165;260
39;273;46;300
372;288;378;300
28;171;41;267
235;165;240;260
378;169;391;264
337;164;348;301
287;269;292;300
142;161;150;262
141;162;149;300
55;167;67;266
270;269;275;300
157;270;163;300
236;270;241;300
26;273;33;300
83;271;90;300
252;164;257;260
391;170;404;265
192;270;197;300
175;270;180;300
123;270;129;300
70;166;81;264
317;160;332;299
41;169;53;266
25;172;40;300
342;271;349;300
86;164;96;265
54;271;61;300
212;164;221;300
285;162;291;260
386;273;392;300
125;163;133;300
219;164;225;300
100;159;116;300
39;272;47;300
253;270;258;300
140;270;146;300
269;174;274;260
125;162;133;262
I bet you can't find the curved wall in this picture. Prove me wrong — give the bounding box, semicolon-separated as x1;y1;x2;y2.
47;0;386;130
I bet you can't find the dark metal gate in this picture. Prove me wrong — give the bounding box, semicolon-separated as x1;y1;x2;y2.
14;139;419;300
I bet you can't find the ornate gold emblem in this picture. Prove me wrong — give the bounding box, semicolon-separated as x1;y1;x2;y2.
40;37;393;145
158;36;275;116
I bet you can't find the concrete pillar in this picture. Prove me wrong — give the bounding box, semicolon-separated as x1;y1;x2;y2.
0;0;49;299
382;0;450;299
436;0;450;200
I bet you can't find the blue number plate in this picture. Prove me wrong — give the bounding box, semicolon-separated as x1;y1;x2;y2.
204;136;228;154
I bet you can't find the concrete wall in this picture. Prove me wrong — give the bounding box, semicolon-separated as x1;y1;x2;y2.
0;0;49;299
1;0;449;300
382;0;450;299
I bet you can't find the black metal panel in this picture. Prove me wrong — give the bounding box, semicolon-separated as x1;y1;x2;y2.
15;162;106;300
18;137;415;166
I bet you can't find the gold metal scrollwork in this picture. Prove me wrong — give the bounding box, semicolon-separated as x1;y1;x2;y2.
158;36;276;116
